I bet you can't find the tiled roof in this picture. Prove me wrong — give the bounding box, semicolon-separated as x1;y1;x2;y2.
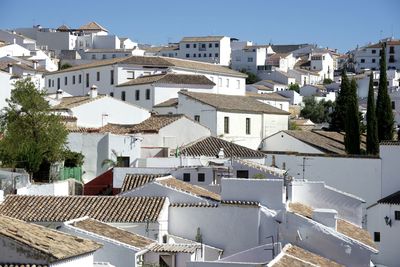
291;68;320;76
78;21;108;32
221;200;259;206
271;44;310;54
67;127;100;133
51;95;106;110
117;73;215;87
0;215;102;262
121;173;169;192
380;140;400;146
181;136;266;158
85;48;134;53
271;244;343;267
157;177;221;201
180;91;290;115
57;24;70;31
279;130;367;155
251;84;273;91
288;202;377;250
0;195;166;223
169;203;218;208
377;191;400;205
72;218;154;249
45;56;246;77
246;92;290;102
149;243;200;253
153;97;178;108
181;36;225;42
0;264;48;267
367;40;400;48
100;114;186;134
234;158;286;177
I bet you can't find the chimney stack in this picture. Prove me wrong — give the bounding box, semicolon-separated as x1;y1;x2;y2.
56;89;63;100
90;85;98;98
312;209;338;230
32;60;38;70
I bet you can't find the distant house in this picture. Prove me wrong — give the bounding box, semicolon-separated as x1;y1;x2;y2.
254;80;288;92
290;118;315;131
300;84;336;103
0;70;11;110
0;215;102;267
178;90;290;149
246;92;290;112
266;52;296;72
277;89;303;105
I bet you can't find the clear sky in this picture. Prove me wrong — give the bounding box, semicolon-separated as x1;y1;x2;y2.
0;0;399;53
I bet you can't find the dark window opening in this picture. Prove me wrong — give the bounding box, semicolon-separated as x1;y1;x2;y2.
198;173;205;182
236;170;249;178
374;232;380;242
183;173;190;182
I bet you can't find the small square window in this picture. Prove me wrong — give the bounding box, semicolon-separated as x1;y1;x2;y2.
209;53;212;57
215;53;219;58
198;173;205;182
193;54;196;58
194;115;200;122
361;59;365;63
209;43;212;48
395;211;400;220
193;44;197;48
374;232;380;242
372;49;376;54
186;44;190;48
186;54;190;58
198;53;201;58
215;43;219;48
183;173;190;182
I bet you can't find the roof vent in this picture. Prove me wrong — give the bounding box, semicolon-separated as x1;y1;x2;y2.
56;89;63;100
90;85;98;98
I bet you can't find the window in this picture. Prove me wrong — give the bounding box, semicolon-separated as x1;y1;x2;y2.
193;44;197;48
246;118;251;135
48;79;51;87
116;156;130;167
215;43;219;48
183;173;190;182
198;173;205;182
209;43;212;48
102;54;106;59
248;57;253;62
57;78;60;89
209;53;212;57
110;70;114;85
146;89;150;100
121;91;126;101
204;53;207;57
194;115;200;122
395;211;400;220
186;44;190;48
360;59;365;63
372;49;376;54
110;92;114;97
215;53;219;58
72;75;75;84
86;73;89;87
64;76;67;86
52;80;54;87
135;90;140;101
372;59;376;63
92;54;96;59
198;53;201;57
218;78;222;86
389;46;395;54
79;74;82;84
193;54;196;58
392;101;396;110
226;79;229;87
201;43;206;49
112;54;116;58
236;80;240;89
186;54;190;58
374;232;380;242
97;71;100;81
236;170;249;178
389;55;395;63
224;116;229;134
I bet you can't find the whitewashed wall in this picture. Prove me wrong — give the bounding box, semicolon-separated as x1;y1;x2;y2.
17;180;70;196
380;144;400;198
261;132;323;153
0;71;11;110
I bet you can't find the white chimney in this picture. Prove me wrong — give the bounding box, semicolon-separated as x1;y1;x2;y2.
312;208;338;230
56;89;63;100
13;38;16;44
90;85;98;98
32;60;37;70
7;64;12;75
218;148;225;159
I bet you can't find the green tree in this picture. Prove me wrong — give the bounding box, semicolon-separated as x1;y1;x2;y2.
288;83;300;93
330;69;350;131
344;79;360;154
366;74;379;155
376;43;394;141
323;78;333;84
240;69;260;84
300;98;333;123
60;63;73;70
101;149;124;169
0;78;68;178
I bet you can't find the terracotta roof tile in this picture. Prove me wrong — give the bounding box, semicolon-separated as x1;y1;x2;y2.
377;191;400;205
0;215;102;262
169;203;218;208
181;136;266;158
180;91;290;115
246;92;290;102
153;97;178;108
78;21;108;32
149;243;200;253
51;95;106;110
288;202;377;250
72;218;155;249
0;195;166;223
121;173;169;192
117;73;215;87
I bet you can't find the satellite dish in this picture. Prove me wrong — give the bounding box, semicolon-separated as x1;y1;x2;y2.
199;156;209;167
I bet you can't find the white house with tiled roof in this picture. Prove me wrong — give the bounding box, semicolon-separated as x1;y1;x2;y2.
178;90;290;149
0;70;11;110
178;36;231;66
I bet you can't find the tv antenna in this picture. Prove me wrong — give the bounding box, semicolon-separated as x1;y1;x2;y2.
298;157;312;180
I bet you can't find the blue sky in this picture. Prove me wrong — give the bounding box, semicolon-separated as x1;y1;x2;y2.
0;0;399;53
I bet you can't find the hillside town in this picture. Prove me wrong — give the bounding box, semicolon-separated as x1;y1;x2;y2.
0;18;399;267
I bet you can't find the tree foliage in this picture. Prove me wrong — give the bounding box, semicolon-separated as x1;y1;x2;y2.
0;78;68;176
344;79;360;154
240;69;261;84
60;62;72;70
366;74;379;155
376;43;394;141
330;70;350;131
323;78;333;84
288;83;300;93
300;98;334;123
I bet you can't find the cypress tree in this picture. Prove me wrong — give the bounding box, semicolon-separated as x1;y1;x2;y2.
366;73;379;154
344;78;360;154
330;69;350;131
376;43;394;141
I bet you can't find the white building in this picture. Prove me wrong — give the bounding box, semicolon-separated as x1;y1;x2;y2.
0;70;11;110
178;90;290;149
310;52;334;80
266;53;296;72
277;90;303;105
0;29;37;50
300;84;336;102
0;43;31;57
231;45;272;73
82;48;144;60
178;36;231;66
288;68;321;85
245;92;290;112
43;55;247;97
367;191;400;267
352;38;400;73
50;88;150;128
0;215;101;267
254;80;288;92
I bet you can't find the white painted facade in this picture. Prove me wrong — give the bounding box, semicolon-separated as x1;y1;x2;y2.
0;43;31;57
178;36;231;66
367;201;400;267
380;143;400;198
0;29;37;50
17;180;71;196
257;70;296;85
310;52;334;80
67;132;142;182
261;131;324;154
277;90;303;105
288;69;320;85
255;80;288;92
231;46;269;73
0;70;11;110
